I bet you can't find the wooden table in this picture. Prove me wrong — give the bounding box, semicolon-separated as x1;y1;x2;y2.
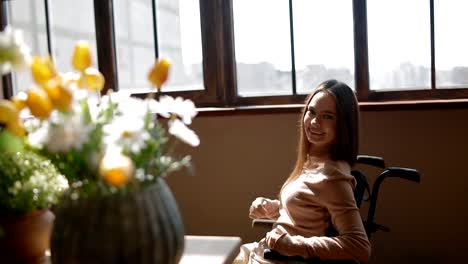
42;235;241;264
181;235;242;264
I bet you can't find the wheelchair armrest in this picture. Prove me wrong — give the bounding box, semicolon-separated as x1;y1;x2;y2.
264;249;360;263
356;155;386;169
252;218;275;228
384;167;421;183
264;249;308;261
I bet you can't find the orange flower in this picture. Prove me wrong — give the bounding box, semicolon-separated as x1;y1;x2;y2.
99;151;134;187
148;58;171;90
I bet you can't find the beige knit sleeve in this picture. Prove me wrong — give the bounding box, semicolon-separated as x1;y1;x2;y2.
298;179;371;262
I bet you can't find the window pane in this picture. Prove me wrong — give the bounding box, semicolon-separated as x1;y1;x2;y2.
9;0;49;95
49;0;98;73
157;0;203;92
233;0;292;97
115;0;203;92
114;0;155;91
435;0;468;89
367;0;430;91
293;0;355;94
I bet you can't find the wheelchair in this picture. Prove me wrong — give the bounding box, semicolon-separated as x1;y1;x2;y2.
251;155;421;263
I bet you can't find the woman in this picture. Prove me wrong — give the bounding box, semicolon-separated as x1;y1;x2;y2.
234;80;371;263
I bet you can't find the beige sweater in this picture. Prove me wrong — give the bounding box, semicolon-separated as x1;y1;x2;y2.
242;159;371;263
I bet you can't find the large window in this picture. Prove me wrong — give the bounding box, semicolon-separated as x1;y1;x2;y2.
2;0;468;107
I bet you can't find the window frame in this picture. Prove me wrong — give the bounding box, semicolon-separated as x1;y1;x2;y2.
1;0;468;107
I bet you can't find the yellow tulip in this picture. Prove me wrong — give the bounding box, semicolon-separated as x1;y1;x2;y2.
6;119;25;137
148;58;171;90
99;152;134;187
11;92;28;111
26;88;53;119
31;56;57;85
0;99;20;124
72;40;92;71
42;79;73;112
78;67;105;91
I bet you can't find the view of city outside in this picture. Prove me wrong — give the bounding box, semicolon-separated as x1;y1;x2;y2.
9;0;99;94
233;0;355;97
292;0;355;94
8;0;203;94
234;0;468;95
367;0;431;90
233;0;293;96
114;0;203;92
435;0;468;88
8;0;49;94
4;0;468;97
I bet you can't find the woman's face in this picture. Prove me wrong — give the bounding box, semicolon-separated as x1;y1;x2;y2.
303;91;337;152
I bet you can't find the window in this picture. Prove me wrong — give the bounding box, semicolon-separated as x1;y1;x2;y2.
8;0;49;95
233;0;355;98
367;0;431;91
435;0;468;89
5;0;98;95
113;0;203;92
233;0;292;97
2;0;468;107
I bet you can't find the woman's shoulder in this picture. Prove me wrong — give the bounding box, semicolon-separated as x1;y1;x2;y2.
302;158;356;187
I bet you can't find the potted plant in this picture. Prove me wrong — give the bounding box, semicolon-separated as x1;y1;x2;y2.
0;27;69;263
0;131;68;263
1;27;200;263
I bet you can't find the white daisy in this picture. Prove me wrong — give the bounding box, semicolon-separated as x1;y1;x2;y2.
103;116;150;154
155;95;197;124
168;119;200;147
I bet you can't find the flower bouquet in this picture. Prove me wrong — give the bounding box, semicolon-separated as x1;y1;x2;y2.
0;26;200;263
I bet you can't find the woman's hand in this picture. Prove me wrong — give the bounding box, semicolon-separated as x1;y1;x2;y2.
249;197;280;219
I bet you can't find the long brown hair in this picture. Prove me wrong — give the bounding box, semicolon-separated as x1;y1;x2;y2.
282;80;359;189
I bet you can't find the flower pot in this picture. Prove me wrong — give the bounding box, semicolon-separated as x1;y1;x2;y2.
50;177;185;264
0;209;54;263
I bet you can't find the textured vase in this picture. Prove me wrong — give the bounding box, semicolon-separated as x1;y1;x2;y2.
50;177;185;264
0;209;54;263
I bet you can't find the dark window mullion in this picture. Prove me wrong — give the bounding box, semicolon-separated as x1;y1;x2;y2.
221;0;237;106
288;0;297;95
44;0;53;57
94;0;118;93
0;0;13;99
353;0;370;100
430;0;436;90
152;0;159;58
